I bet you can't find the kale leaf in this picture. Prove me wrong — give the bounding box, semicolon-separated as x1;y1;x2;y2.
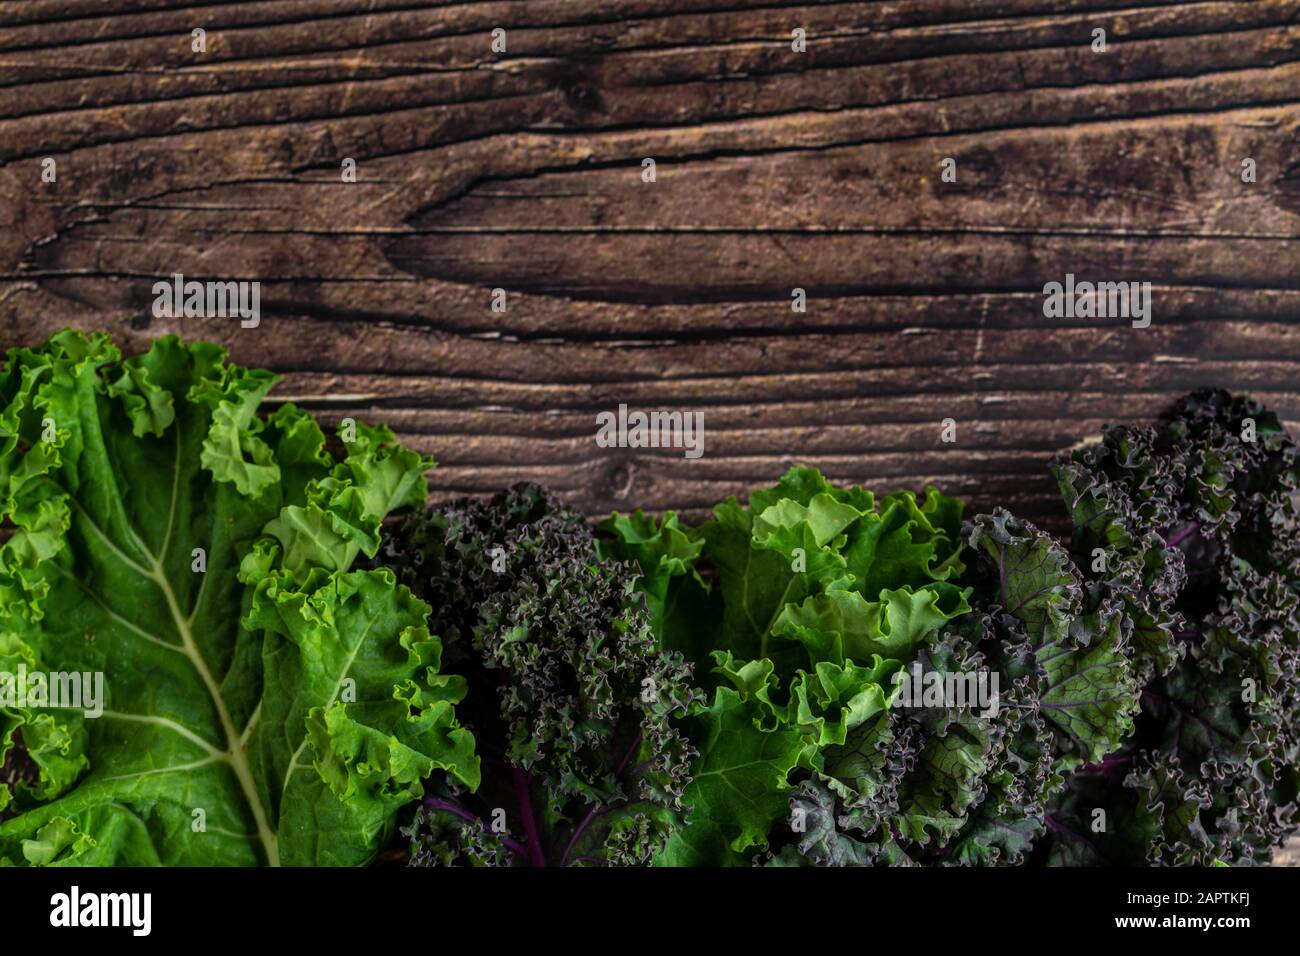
391;484;700;866
602;467;982;865
1041;390;1300;865
0;331;476;866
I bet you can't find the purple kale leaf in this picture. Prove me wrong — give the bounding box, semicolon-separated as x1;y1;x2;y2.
388;484;701;866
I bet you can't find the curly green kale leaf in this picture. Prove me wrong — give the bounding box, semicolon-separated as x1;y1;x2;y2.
0;331;476;866
602;467;974;865
764;509;1139;867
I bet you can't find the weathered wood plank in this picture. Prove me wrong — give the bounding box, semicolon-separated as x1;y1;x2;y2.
1;0;1298;537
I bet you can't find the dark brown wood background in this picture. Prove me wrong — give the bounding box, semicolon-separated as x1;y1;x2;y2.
1;0;1298;533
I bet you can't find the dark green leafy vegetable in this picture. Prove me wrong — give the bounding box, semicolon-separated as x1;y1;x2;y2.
1041;389;1300;865
390;484;700;866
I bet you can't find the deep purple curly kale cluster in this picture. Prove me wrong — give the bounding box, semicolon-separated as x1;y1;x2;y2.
388;484;700;866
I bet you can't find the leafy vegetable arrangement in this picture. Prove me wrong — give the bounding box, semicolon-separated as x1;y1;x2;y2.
1041;391;1300;865
596;391;1300;868
600;471;971;865
3;329;1297;869
386;484;700;866
600;471;1143;866
0;331;477;865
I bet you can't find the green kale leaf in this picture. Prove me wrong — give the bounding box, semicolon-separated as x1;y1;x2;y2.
0;331;476;866
602;467;974;865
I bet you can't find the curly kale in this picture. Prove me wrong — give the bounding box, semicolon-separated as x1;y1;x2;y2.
0;331;468;867
389;387;1300;869
763;510;1140;867
600;468;1142;866
389;484;700;866
939;512;1140;864
601;468;975;865
1041;389;1300;865
766;618;1047;868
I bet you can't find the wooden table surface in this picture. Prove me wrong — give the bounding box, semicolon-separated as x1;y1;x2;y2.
1;0;1298;859
3;0;1298;528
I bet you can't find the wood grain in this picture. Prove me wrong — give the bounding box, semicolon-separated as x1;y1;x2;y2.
1;0;1298;531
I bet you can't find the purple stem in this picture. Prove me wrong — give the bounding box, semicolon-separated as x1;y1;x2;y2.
1081;753;1132;773
559;806;602;868
614;731;643;778
424;795;477;824
559;732;644;867
512;766;548;867
1165;521;1199;548
423;795;528;858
